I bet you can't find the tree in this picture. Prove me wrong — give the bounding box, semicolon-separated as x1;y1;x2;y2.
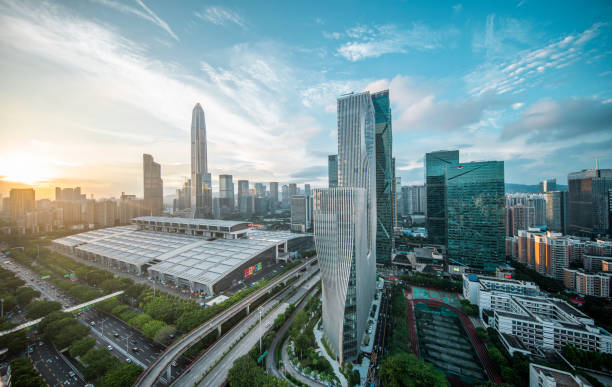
142;319;167;339
16;287;40;306
227;355;290;387
9;358;46;387
128;313;152;330
99;363;142;387
100;278;124;293
70;337;96;358
0;330;27;356
82;348;119;381
153;325;176;345
26;300;62;319
143;297;175;323
176;308;207;332
379;352;449;387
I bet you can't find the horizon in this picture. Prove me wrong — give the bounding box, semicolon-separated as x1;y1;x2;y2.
1;0;611;199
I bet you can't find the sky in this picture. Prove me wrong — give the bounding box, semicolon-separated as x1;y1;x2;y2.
0;0;611;200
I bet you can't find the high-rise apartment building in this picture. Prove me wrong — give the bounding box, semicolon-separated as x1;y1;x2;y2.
55;187;84;201
425;150;459;246
372;90;393;265
143;154;164;216
191;103;212;218
506;204;535;237
290;195;311;232
328;155;338;188
568;168;612;237
269;182;279;209
540;178;557;193
9;188;35;221
446;161;505;271
314;91;376;363
411;185;426;214
545;190;568;234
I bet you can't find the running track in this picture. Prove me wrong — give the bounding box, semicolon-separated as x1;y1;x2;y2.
405;292;502;384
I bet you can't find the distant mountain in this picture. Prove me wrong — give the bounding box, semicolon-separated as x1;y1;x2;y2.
505;183;568;194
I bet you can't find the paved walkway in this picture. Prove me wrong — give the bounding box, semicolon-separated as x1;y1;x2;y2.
412;299;502;384
282;339;326;386
313;322;347;387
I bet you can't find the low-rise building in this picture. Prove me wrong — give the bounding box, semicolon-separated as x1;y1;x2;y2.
529;363;592;387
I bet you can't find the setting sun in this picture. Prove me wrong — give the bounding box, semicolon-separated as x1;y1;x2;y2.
0;153;56;185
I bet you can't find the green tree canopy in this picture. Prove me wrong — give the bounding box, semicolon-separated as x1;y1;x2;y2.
99;363;142;387
379;353;449;387
70;337;96;358
26;300;62;319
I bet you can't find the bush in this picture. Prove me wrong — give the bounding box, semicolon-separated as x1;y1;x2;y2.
70;337;96;358
142;320;167;339
128;313;152;330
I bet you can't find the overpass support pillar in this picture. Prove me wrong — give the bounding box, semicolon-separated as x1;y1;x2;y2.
246;304;250;315
166;364;171;381
217;324;222;336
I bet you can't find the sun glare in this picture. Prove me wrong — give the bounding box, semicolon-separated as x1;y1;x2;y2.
0;154;56;186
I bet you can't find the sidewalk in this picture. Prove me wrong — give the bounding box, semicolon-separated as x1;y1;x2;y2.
313;323;347;387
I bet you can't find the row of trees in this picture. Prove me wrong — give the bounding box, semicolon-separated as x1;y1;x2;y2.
9;358;46;387
401;273;462;293
0;266;41;326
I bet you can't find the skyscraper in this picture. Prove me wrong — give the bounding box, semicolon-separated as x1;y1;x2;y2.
237;180;251;217
290;194;311;232
143;154;164;216
328;154;338;187
314;91;376;363
372;90;393;264
446;161;505;271
289;183;297;198
568;168;612;237
9;188;35;221
281;185;289;208
546;190;568;234
269;182;279;209
255;183;266;198
191;103;212;218
540;178;557;193
304;184;311;197
425;150;459;246
219;174;234;217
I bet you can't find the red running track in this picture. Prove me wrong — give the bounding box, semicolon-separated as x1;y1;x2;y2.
411;298;502;384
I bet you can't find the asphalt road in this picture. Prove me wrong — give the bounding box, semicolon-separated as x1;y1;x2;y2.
190;273;321;387
29;341;85;387
135;257;318;387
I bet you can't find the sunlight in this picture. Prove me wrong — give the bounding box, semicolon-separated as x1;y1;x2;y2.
0;153;57;186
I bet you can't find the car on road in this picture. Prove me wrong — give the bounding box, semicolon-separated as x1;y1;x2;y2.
69;371;75;377
113;332;120;337
90;321;95;326
107;345;113;351
38;341;43;346
126;358;132;364
171;361;177;367
132;347;139;352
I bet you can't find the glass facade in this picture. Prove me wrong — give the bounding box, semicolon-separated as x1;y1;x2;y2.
372;90;393;265
425;150;459;245
568;169;612;236
446;161;505;271
328;155;338;187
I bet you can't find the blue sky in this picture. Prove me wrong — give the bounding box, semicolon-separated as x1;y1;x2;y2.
0;0;611;198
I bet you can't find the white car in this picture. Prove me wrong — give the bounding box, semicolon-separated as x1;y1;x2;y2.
107;345;113;351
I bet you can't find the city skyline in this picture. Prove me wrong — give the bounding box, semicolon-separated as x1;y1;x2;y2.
1;0;611;200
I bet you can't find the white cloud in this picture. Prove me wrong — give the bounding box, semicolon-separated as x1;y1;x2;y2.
90;0;179;41
336;23;457;61
195;6;245;28
466;22;607;96
453;4;463;12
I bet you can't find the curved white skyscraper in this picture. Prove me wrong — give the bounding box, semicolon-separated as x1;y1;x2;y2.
191;103;212;218
313;91;377;363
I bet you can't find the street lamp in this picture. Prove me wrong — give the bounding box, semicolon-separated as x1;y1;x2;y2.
126;332;134;354
0;298;3;318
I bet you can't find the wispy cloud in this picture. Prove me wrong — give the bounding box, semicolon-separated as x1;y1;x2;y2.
336;23;457;61
195;6;245;29
90;0;179;41
466;22;607;96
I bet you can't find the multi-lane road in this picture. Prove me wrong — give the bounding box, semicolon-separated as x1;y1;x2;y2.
29;341;85;387
135;257;318;387
176;271;321;387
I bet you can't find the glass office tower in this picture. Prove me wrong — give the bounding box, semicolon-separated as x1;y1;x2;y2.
425;150;459;246
372;90;393;265
446;161;505;271
328;155;338;188
314;91;376;363
191;103;212;218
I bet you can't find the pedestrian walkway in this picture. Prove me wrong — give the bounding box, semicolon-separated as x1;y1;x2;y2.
313;322;347;387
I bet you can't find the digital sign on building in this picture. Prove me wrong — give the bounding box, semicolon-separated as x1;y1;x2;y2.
244;262;262;278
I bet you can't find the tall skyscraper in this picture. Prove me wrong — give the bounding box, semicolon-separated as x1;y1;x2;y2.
281;185;289;208
219;174;234;217
191;103;212;218
237;180;251;217
546;190;568;234
269;182;279;209
9;188;35;221
254;183;266;198
304;184;311;197
446;161;505;271
425;150;459;246
328;154;338;187
143;154;164;216
411;185;426;214
288;183;297;198
371;90;393;264
568;168;612;237
314;91;376;363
